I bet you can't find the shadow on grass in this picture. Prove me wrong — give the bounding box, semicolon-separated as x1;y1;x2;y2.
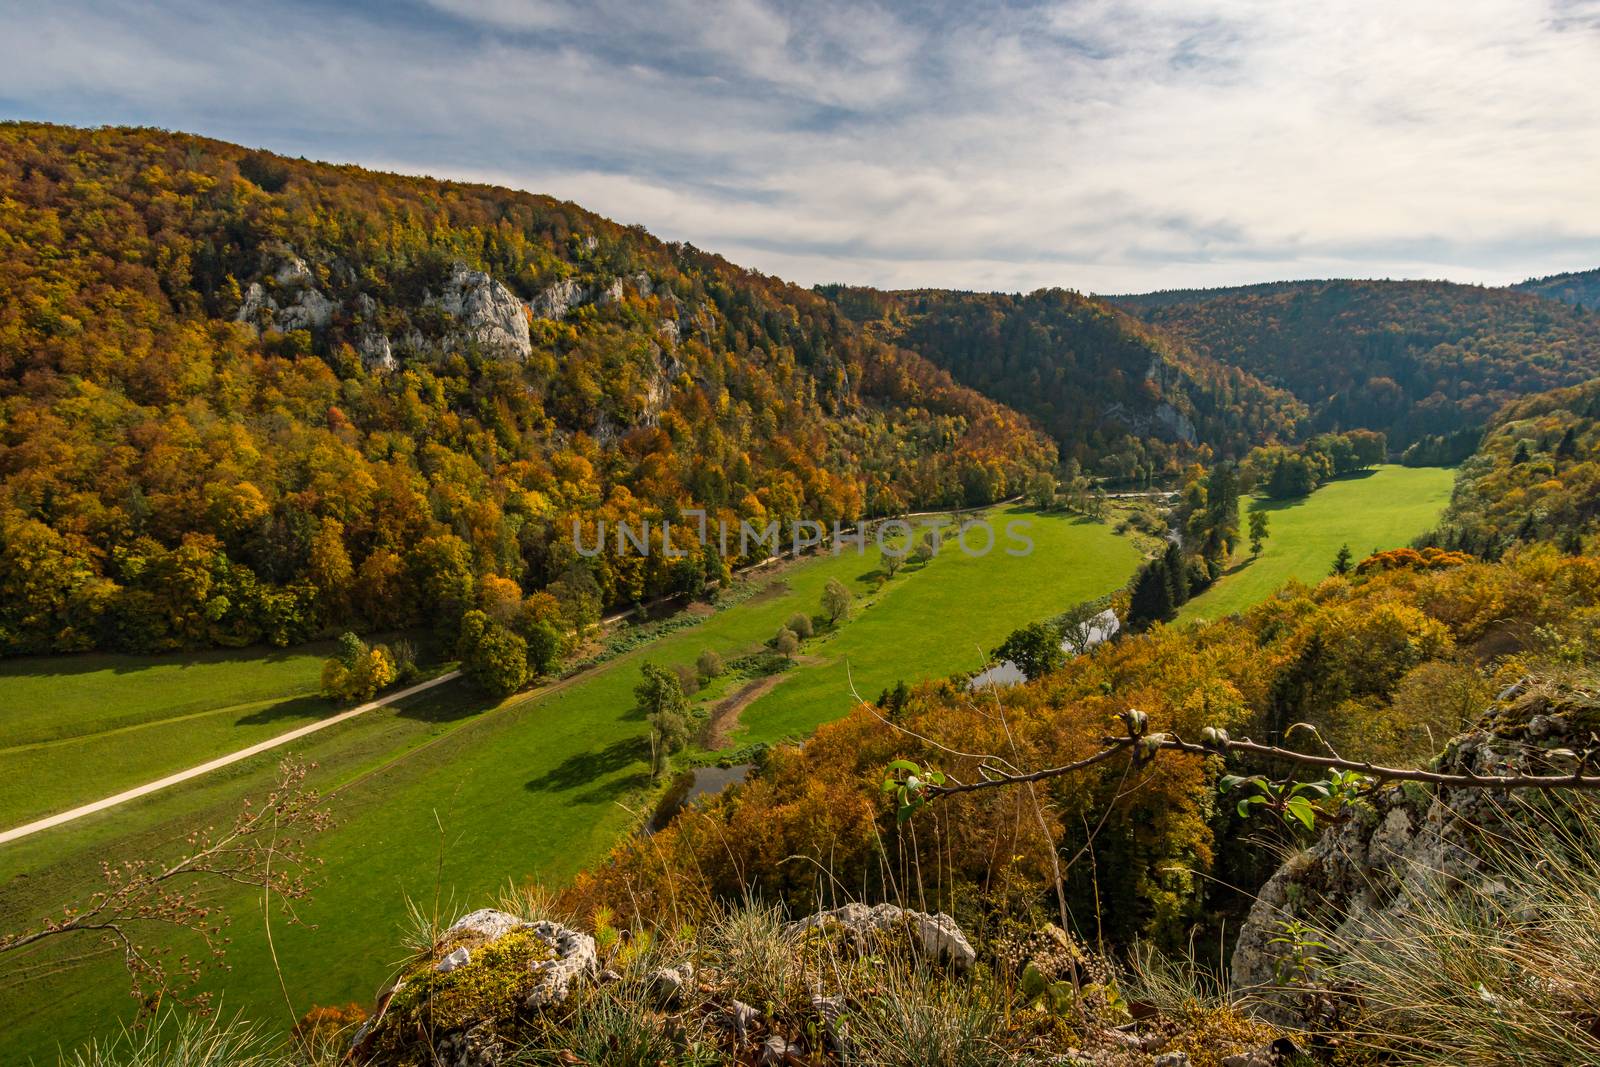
0;629;437;680
525;736;651;796
235;694;335;725
395;689;500;725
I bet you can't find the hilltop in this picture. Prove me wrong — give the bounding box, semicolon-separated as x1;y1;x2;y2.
821;284;1306;479
1112;278;1600;446
1514;266;1600;310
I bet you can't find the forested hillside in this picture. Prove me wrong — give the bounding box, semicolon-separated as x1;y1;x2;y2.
1115;279;1600;446
1422;376;1600;556
1515;267;1600;310
820;285;1305;480
0;123;1055;655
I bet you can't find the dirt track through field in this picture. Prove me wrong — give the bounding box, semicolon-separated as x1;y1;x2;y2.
700;674;790;749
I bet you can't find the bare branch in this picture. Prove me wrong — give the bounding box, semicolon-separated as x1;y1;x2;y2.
923;730;1600;801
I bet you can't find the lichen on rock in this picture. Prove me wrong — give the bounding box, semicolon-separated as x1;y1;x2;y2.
356;908;595;1064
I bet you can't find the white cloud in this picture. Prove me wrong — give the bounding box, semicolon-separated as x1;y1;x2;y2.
1;0;1596;292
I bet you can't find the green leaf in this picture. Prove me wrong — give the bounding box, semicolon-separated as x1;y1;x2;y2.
1284;796;1317;830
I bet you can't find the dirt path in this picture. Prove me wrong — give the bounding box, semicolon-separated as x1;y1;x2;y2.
700;673;791;749
0;670;462;847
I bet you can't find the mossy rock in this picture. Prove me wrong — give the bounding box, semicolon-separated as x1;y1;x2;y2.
358;911;596;1065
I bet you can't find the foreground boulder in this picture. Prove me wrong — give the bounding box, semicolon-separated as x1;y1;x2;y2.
353;908;595;1065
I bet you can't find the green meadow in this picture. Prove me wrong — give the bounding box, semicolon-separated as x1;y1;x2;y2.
1177;465;1455;624
0;645;340;829
0;505;1138;1061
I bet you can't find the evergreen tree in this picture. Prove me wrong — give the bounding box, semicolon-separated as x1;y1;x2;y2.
1128;561;1175;630
1161;542;1190;605
1330;543;1354;576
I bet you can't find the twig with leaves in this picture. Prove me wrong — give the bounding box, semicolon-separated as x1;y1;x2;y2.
883;709;1600;827
0;760;330;1013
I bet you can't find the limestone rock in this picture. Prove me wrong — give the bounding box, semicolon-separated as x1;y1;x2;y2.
353;292;396;371
1221;1037;1303;1067
531;277;586;319
648;961;694;1007
431;262;530;362
521;918;597;1007
434;1023;504;1067
272;251;315;287
276;286;336;331
447;908;524;940
787;902;977;972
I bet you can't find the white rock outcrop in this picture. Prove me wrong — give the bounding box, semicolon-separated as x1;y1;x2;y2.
530;277;586;319
431;263;531;362
787;902;977;972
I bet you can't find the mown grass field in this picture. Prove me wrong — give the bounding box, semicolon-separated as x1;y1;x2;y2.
0;645;339;829
1177;465;1455;624
0;505;1139;1062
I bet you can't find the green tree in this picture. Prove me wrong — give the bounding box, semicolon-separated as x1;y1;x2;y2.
1057;600;1106;656
522;619;563;677
1162;542;1190;606
1026;470;1057;509
1248;511;1270;556
910;540;934;565
1330;543;1354;576
409;534;476;644
822;578;853;625
635;663;690;777
993;621;1066;681
880;547;904;579
457;609;529;698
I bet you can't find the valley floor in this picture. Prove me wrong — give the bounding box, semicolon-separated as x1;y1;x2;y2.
0;504;1138;1062
1176;465;1454;624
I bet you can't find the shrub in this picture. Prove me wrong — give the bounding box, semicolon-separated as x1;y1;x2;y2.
319;632;396;703
774;627;801;659
696;649;724;681
785;611;814;639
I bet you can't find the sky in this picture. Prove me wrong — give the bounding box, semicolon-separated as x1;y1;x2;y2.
2;0;1598;294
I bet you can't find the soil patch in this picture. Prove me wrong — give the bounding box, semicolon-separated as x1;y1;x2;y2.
700;673;790;748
